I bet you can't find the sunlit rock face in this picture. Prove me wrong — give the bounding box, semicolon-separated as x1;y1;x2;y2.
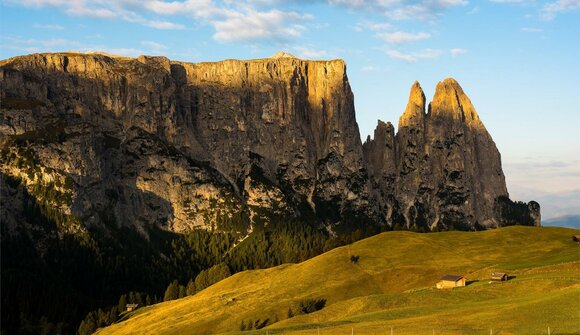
0;52;538;235
365;79;537;230
0;52;374;235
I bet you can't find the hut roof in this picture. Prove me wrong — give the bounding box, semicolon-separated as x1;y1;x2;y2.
440;275;464;282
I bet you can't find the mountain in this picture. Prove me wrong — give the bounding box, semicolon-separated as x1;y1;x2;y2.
0;52;538;235
364;79;541;230
0;52;374;236
543;214;580;229
0;52;541;333
95;226;580;335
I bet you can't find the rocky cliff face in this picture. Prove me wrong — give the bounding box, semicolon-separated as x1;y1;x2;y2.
0;52;373;236
0;52;538;236
365;79;539;230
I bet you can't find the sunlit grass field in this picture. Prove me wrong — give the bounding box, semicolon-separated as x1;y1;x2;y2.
96;226;580;335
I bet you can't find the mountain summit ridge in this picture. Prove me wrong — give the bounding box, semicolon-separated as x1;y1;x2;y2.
0;52;539;234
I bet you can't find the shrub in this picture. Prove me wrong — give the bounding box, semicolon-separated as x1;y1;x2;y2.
299;298;326;314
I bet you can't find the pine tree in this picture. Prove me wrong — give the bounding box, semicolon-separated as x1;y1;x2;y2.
77;311;97;335
186;278;196;296
117;294;127;313
163;280;180;301
145;294;152;306
178;285;186;298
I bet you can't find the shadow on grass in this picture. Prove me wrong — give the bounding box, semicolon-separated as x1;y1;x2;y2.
465;280;479;286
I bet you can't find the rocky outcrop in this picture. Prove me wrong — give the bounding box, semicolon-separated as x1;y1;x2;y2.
362;120;396;223
426;78;508;229
365;78;539;230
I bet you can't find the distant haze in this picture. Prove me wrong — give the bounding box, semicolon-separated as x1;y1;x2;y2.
542;214;580;229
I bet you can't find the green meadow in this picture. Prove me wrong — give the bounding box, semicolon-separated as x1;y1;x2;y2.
96;226;580;335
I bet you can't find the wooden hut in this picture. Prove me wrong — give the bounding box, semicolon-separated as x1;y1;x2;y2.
436;275;466;289
572;235;580;243
491;272;508;281
126;304;139;312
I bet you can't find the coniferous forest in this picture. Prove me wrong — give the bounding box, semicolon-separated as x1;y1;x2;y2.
1;173;381;335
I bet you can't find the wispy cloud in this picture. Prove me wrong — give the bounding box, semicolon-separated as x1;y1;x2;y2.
489;0;534;3
141;40;168;54
101;48;145;57
213;9;311;42
32;23;64;30
0;35;81;53
520;27;543;32
450;48;468;57
353;21;392;33
330;0;467;21
10;0;314;43
541;0;580;20
378;31;431;44
0;35;152;57
293;46;327;58
360;65;381;72
386;48;442;62
467;6;480;14
144;21;185;30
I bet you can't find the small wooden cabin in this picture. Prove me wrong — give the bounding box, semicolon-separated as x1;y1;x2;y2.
126;304;139;312
436;275;466;289
491;272;508;281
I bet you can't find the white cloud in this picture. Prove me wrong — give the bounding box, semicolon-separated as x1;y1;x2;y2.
386;48;442;62
103;48;145;57
541;0;580;20
489;0;532;3
0;35;151;57
354;21;392;32
360;65;381;72
0;35;82;53
10;0;315;42
144;0;208;16
293;46;327;58
379;31;431;44
32;23;64;30
520;27;543;32
213;9;311;42
467;6;480;14
437;0;468;7
450;48;468;57
141;40;168;54
12;0;187;29
144;20;185;30
328;0;467;20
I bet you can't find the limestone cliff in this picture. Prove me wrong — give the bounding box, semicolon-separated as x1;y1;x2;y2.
0;53;538;235
0;52;373;235
365;79;540;230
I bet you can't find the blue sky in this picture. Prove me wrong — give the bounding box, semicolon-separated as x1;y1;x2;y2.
1;0;579;219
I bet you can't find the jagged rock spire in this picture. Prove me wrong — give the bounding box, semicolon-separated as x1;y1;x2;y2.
430;78;483;129
399;80;426;129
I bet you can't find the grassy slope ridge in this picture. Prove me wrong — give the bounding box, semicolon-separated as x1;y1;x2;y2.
97;227;580;335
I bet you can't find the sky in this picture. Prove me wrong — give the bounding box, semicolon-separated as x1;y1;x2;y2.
0;0;579;220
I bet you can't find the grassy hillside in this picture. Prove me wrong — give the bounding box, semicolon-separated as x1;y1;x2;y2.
96;226;580;335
